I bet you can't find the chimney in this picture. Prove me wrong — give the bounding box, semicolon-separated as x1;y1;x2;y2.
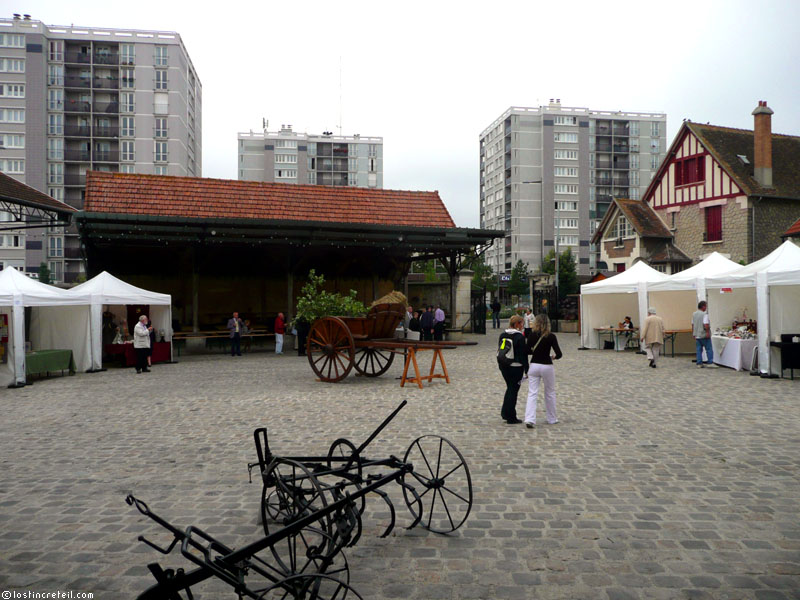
752;100;774;187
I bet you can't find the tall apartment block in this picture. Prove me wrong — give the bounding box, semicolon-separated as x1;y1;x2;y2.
479;100;666;277
238;125;382;188
0;14;201;283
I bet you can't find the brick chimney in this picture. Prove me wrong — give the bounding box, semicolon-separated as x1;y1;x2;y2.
751;100;774;187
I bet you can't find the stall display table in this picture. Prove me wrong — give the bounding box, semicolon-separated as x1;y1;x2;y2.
711;336;758;371
770;337;800;380
595;327;638;351
104;341;171;367
26;349;76;378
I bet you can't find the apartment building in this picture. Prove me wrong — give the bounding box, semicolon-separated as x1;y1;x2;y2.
0;14;201;282
479;100;666;277
238;125;382;188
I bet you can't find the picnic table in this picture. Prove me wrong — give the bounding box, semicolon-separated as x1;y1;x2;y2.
663;329;692;358
595;327;638;351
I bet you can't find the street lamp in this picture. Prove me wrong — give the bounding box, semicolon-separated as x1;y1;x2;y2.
521;180;542;308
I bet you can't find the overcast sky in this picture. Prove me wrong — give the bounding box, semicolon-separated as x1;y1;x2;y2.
16;0;800;227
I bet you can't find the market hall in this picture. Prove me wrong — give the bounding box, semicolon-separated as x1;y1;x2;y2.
76;172;501;333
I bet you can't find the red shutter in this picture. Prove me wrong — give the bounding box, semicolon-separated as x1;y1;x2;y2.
705;205;722;242
696;156;705;182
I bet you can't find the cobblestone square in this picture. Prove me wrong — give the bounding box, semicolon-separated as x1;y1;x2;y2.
1;333;799;599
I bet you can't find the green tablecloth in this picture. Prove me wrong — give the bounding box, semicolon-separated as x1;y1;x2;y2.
26;349;76;377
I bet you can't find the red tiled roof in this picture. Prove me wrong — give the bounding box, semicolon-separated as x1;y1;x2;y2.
784;217;800;237
0;172;76;214
84;172;456;228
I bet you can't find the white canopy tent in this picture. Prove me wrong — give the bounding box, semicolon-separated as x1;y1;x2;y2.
580;261;669;349
65;271;173;370
705;241;800;375
0;267;92;387
646;252;742;353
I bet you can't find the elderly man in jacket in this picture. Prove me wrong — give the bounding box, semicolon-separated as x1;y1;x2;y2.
133;315;152;373
227;311;246;357
640;307;665;368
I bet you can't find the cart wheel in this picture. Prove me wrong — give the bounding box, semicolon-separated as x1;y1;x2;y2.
261;458;331;538
325;438;362;478
353;347;395;377
258;573;363;600
252;525;350;589
307;317;355;383
402;435;473;533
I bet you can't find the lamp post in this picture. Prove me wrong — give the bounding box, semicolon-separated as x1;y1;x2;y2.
521;180;543;309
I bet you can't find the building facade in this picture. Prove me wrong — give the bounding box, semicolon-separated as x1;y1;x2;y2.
238;125;382;188
644;102;800;265
0;14;201;282
479;100;666;277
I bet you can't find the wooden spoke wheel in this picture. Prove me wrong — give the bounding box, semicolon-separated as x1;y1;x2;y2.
402;435;474;533
307;317;355;383
353;347;395;377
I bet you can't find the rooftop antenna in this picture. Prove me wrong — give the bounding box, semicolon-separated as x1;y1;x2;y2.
338;56;343;136
262;118;268;133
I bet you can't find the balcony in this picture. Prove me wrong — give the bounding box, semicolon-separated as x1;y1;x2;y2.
596;144;612;153
93;101;119;114
94;126;119;138
64;51;92;64
64;76;92;89
93;77;119;90
64;247;83;260
596;177;612;186
93;53;119;65
94;151;120;163
613;144;629;154
64;174;86;186
613;158;630;169
64;125;91;137
64;99;92;113
64;150;91;162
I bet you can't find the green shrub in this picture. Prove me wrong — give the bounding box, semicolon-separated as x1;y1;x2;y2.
294;269;367;325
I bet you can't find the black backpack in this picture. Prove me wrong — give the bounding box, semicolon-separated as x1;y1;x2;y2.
497;332;516;367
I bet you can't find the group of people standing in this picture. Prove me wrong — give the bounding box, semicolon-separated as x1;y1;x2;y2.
497;312;562;428
404;304;446;341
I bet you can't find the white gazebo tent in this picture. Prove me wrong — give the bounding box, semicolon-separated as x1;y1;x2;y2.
580;261;669;349
647;252;742;353
705;241;800;375
65;271;173;370
0;266;92;387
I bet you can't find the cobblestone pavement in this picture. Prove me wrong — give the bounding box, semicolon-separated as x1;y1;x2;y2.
1;333;799;599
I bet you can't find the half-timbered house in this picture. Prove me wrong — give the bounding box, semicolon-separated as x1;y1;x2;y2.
643;101;800;264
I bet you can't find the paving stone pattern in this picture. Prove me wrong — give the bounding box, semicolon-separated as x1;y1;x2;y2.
1;334;799;599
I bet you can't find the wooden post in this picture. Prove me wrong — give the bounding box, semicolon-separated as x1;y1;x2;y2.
192;247;199;333
286;271;294;323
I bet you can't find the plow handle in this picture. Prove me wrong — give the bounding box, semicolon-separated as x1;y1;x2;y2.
354;400;407;455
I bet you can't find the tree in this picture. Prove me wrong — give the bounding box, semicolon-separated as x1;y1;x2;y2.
541;249;579;298
38;262;51;285
469;254;497;293
507;259;529;297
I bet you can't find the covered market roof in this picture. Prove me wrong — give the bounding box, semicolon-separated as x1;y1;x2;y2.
0;172;76;231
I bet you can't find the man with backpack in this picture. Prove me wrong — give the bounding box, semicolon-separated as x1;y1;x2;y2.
497;314;528;424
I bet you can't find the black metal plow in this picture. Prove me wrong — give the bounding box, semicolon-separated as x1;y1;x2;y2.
127;401;473;599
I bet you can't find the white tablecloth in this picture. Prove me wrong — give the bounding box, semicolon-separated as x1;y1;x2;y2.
712;336;758;371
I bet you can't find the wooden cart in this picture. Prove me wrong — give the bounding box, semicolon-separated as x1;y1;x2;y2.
307;302;470;385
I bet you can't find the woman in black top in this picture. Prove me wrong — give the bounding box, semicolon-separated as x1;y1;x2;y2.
524;314;562;428
497;314;529;424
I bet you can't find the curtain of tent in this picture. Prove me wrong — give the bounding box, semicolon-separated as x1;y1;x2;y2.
580;293;639;349
29;305;93;373
0;306;13;387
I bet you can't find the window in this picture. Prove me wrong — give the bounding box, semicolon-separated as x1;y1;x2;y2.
120;44;135;65
48;64;64;86
155;46;168;66
119;164;135;173
275;153;297;164
651;122;661;137
554;132;578;143
48;236;63;258
154;141;168;162
46;88;62;110
47;138;62;160
48;113;63;134
48;40;63;61
650;139;660;153
554;166;578;177
307;172;316;184
554;184;578;194
369;158;376;172
48;163;63;185
0;58;24;73
589;153;595;168
121;92;134;113
154;117;167;138
608;216;633;240
557;235;579;246
307;142;316;156
121;67;134;89
589;187;596;202
1;134;24;148
0;159;24;174
0;108;24;123
556;218;578;229
155;69;168;90
308;157;315;170
275;169;297;179
154;92;168;114
630;153;639;169
368;144;377;157
154;165;167;175
554;115;577;126
48;187;64;203
348;173;357;186
0;83;24;98
705;205;722;242
275;139;297;149
348;158;357;171
348;144;358;157
674;155;705;186
557;201;578;211
0;34;25;48
48;260;63;283
554;149;578;160
650;154;660;170
629;171;639;186
121;140;135;161
629;121;640;136
368;173;377;187
121;116;135;137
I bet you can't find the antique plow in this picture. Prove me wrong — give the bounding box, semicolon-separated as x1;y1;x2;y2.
127;401;473;599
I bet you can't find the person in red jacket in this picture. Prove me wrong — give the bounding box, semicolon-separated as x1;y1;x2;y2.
274;312;286;354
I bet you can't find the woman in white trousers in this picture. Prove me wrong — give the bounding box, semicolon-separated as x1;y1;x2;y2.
525;314;563;428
